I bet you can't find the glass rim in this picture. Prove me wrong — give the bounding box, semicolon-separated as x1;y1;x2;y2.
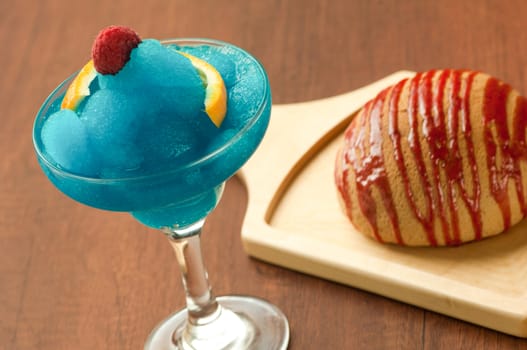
32;37;270;184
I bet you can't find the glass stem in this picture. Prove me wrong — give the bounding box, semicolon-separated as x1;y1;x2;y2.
165;220;220;326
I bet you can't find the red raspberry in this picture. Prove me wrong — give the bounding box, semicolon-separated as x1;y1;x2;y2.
91;25;142;75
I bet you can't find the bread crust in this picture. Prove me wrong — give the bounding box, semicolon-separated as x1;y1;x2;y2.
335;70;527;246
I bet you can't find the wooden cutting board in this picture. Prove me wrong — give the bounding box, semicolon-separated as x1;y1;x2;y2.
238;71;527;337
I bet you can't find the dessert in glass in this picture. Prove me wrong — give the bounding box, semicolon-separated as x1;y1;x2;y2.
32;26;289;349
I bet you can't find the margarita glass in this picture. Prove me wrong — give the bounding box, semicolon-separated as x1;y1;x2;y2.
33;38;289;349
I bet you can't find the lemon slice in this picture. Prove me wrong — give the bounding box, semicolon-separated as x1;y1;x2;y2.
179;51;227;127
61;60;97;110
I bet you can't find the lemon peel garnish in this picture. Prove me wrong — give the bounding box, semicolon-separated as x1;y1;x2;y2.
178;51;227;127
61;60;97;111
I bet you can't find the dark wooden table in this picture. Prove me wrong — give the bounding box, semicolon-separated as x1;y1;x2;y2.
3;0;527;349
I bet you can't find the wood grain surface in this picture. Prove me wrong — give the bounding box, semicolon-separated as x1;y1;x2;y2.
2;0;527;349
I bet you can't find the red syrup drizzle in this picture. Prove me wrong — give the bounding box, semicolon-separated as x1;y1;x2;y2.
389;72;438;246
337;88;402;243
336;106;368;225
337;70;527;245
418;70;462;245
393;70;482;245
448;70;482;242
483;78;527;229
416;70;482;245
335;125;355;222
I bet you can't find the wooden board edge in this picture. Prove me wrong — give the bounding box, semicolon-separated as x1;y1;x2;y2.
241;222;527;337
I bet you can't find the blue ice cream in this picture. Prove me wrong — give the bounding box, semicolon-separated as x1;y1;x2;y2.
34;29;271;228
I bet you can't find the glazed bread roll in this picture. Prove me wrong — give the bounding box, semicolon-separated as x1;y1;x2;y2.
335;70;527;246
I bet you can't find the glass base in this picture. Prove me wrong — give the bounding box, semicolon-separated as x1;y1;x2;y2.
144;295;290;350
